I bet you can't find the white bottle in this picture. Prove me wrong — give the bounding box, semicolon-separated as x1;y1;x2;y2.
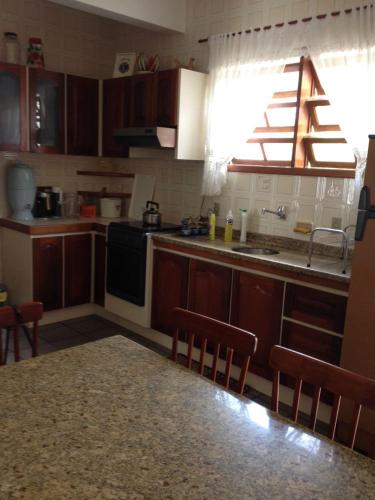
239;209;248;243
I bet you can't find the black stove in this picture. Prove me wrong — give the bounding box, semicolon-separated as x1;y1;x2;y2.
106;221;180;306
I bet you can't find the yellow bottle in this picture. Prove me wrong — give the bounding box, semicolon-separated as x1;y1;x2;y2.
209;210;216;240
224;209;233;242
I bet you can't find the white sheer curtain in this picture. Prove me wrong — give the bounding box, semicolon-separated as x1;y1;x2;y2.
202;27;301;196
305;7;375;190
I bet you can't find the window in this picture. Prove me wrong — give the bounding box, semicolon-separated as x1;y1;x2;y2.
229;56;356;178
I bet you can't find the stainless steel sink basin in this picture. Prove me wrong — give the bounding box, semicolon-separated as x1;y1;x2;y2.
231;247;279;255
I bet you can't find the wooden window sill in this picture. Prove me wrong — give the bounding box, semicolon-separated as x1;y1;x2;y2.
228;164;355;179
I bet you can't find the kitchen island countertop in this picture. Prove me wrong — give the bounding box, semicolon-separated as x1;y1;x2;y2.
0;335;374;499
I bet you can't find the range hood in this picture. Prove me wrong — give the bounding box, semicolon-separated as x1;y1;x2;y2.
113;127;176;149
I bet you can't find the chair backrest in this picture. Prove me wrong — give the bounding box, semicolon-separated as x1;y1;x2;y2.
269;345;375;452
0;302;44;363
172;307;258;395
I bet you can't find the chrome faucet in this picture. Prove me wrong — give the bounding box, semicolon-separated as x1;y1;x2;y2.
261;205;287;219
307;227;349;274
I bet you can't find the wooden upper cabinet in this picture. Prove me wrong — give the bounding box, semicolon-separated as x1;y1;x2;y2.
151;250;189;335
0;63;27;152
130;73;155;126
230;271;284;379
64;234;92;307
67;74;98;156
33;237;63;311
102;76;131;157
154;69;178;127
188;259;232;322
29;68;65;154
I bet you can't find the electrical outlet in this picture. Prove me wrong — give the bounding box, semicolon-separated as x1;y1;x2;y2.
331;217;342;229
213;202;220;216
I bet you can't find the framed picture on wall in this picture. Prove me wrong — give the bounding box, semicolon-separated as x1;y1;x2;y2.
113;52;137;77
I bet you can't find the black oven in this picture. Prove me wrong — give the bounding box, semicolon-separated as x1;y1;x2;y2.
106;221;180;306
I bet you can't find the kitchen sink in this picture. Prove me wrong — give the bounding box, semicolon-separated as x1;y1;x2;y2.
231;246;279;255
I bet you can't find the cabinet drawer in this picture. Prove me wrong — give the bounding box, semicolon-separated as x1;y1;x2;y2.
284;284;347;333
282;320;342;366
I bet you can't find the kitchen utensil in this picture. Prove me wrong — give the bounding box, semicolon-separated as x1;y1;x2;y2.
80;204;96;218
100;198;122;218
142;201;161;226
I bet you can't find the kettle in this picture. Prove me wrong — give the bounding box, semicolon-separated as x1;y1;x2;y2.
143;201;161;226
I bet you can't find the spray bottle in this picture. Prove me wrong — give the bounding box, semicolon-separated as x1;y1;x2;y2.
224;209;233;242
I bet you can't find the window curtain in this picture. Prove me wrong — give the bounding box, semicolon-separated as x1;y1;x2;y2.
202;28;301;196
306;6;375;191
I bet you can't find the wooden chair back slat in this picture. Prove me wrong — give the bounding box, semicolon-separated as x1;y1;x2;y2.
211;343;220;383
309;386;321;431
199;338;207;375
224;348;234;389
292;378;302;422
172;307;257;396
328;394;342;440
270;345;375;454
272;370;280;413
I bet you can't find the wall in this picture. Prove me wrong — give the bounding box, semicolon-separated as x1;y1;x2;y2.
0;0;360;250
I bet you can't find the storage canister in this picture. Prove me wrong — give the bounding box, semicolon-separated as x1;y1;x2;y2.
100;198;122;218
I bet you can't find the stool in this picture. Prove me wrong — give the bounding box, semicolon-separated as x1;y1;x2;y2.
0;302;43;365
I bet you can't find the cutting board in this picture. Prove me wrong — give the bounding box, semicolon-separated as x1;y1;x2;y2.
128;174;156;220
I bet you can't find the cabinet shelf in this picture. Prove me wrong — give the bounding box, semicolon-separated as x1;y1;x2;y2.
78;191;131;198
76;170;135;178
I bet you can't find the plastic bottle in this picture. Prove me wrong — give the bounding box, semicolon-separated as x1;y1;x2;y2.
224;209;233;242
209;210;216;241
239;209;248;243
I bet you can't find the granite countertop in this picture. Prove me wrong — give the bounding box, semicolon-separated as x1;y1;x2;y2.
153;233;351;284
1;336;373;499
0;216;132;235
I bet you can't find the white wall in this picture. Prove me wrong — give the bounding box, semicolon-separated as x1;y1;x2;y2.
50;0;187;33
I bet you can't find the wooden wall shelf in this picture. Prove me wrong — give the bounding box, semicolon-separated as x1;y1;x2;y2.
78;191;131;198
76;170;134;178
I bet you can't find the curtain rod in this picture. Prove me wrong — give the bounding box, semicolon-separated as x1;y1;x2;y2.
198;4;373;43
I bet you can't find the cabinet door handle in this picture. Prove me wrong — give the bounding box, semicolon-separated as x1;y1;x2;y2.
255;285;269;296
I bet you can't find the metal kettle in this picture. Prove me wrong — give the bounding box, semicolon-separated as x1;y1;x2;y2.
143;201;161;226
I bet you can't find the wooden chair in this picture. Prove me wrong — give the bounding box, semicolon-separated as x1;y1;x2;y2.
269;345;375;453
0;302;43;365
172;307;258;395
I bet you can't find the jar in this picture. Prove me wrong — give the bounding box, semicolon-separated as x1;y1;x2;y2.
27;37;45;68
62;192;78;218
2;32;20;64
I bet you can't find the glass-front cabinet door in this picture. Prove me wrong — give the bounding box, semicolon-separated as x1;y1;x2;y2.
29;68;65;154
0;63;27;152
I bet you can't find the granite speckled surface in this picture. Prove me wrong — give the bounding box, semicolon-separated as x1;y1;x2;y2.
152;234;351;283
1;336;373;499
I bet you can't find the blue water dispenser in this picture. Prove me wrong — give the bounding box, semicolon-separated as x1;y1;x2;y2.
6;162;36;221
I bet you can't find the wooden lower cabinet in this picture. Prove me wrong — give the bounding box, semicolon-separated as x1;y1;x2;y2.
33;237;63;311
151;250;189;335
65;234;92;307
230;271;284;379
188;259;232;322
94;234;106;307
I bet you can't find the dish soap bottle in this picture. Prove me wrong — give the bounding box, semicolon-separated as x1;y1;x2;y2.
209;209;216;241
239;208;248;243
224;209;233;242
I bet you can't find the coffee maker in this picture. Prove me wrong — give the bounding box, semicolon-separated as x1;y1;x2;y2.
34;186;62;218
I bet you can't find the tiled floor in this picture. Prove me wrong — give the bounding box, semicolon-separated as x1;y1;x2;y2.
2;314;169;364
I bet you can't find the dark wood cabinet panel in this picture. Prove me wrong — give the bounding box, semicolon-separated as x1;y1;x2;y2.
0;63;27;152
130;73;155;126
284;283;347;333
102;77;131;157
94;234;106;307
151;250;189;335
230;271;284;379
154;69;178;127
282;320;342;366
29;68;65;154
188;259;232;322
64;234;92;307
67;74;98;156
33;237;63;311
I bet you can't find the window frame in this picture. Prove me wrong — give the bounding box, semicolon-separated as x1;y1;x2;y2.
229;56;356;179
